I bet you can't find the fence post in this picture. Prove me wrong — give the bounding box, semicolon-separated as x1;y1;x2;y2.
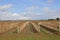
38;23;41;32
17;27;20;33
0;26;1;33
59;22;60;32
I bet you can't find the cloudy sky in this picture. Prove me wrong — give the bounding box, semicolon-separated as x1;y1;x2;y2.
0;0;60;20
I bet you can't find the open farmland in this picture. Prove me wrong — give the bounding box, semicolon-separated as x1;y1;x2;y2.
0;20;27;33
0;20;60;40
38;20;59;28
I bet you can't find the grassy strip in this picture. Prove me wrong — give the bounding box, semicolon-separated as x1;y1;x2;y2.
40;27;60;40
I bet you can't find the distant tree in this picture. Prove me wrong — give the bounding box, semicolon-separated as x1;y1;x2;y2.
48;19;54;20
56;18;60;20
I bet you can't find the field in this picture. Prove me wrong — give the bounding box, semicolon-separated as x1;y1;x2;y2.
0;20;60;40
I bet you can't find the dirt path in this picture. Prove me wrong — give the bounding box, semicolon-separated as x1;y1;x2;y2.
19;21;30;32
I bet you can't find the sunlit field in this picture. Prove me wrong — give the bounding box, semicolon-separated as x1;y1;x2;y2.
0;20;60;40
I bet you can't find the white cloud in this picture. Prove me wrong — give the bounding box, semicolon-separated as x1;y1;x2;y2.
0;5;41;20
43;7;49;13
48;0;53;3
0;3;60;20
25;6;40;12
0;4;12;10
0;11;33;20
0;7;60;20
19;16;33;20
26;6;39;9
23;6;41;15
12;13;19;16
50;15;60;19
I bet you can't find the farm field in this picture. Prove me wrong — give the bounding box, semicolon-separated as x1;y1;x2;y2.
0;0;60;40
0;20;60;40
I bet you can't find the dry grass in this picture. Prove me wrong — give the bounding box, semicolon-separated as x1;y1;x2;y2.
0;20;60;40
38;20;59;28
0;21;26;33
0;20;59;33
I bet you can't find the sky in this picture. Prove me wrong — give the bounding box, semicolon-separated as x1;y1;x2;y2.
0;0;60;20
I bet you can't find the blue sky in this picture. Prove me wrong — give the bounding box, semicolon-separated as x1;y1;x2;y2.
0;0;60;20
